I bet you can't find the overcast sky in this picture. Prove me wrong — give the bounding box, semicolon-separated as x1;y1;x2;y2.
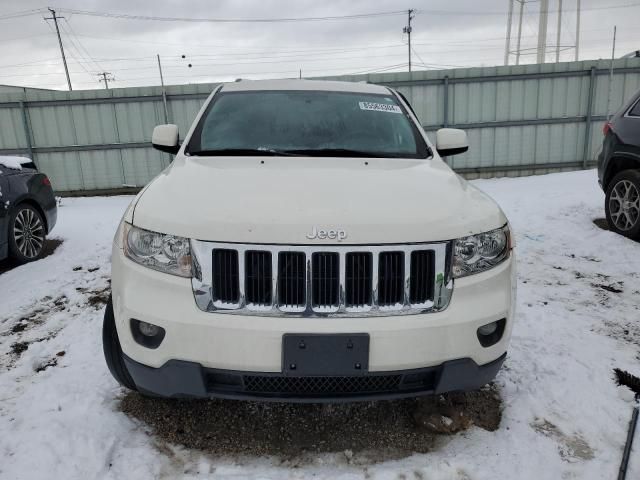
0;0;638;91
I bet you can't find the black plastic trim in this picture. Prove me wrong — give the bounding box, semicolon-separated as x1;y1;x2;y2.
122;352;507;403
437;146;469;157
152;142;180;155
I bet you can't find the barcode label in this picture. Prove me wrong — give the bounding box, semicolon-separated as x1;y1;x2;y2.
358;101;402;113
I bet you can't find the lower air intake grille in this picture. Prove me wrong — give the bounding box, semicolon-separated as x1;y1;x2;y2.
243;375;402;395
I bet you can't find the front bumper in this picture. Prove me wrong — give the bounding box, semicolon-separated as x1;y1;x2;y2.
123;352;507;402
111;242;516;399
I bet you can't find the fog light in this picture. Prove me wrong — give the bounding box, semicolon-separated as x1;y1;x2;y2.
478;322;498;336
138;321;160;337
130;319;166;349
476;318;506;348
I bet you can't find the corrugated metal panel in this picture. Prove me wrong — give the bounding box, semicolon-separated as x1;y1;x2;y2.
36;152;84;192
78;149;124;191
121;147;168;187
0;107;27;149
0;60;639;192
114;100;164;143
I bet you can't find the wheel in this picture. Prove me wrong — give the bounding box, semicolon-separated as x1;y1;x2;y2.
8;204;46;263
103;296;137;391
605;170;640;240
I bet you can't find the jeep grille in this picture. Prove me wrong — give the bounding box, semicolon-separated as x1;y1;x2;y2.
191;241;452;317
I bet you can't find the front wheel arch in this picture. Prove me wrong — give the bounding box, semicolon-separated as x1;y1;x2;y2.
10;198;49;233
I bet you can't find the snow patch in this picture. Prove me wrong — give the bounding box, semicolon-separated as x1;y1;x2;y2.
0;155;31;170
0;171;638;479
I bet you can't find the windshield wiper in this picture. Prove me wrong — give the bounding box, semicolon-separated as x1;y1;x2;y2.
283;148;399;158
187;148;303;157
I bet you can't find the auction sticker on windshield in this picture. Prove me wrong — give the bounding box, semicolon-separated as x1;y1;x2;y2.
358;101;402;113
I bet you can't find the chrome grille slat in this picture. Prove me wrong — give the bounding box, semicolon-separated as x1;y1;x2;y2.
191;241;452;317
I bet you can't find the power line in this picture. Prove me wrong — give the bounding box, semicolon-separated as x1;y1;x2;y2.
53;2;640;23
56;25;615;56
411;46;429;68
60;38;99;80
0;51;422;77
3;31;631;79
1;32;54;42
0;8;47;21
11;61;415;88
61;18;104;72
57;8;407;23
56;22;101;80
0;58;61;69
2;1;640;25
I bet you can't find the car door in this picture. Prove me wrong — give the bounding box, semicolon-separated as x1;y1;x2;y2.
0;170;9;256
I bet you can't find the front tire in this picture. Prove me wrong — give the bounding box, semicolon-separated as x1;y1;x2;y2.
8;204;46;263
103;296;137;391
605;170;640;240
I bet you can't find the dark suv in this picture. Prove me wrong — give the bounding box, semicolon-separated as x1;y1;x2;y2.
597;89;640;240
0;157;57;264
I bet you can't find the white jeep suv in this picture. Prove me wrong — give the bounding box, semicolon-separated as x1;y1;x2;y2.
103;79;516;402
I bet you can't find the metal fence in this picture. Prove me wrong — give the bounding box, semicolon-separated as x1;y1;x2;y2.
1;58;639;193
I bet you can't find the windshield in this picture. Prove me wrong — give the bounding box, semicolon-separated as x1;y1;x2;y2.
186;90;430;158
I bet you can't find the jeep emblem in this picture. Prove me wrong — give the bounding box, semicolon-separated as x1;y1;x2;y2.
306;226;347;242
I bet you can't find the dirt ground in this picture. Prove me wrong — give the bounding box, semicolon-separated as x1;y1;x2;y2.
120;385;502;461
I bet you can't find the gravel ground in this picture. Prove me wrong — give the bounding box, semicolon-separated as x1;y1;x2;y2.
120;385;502;460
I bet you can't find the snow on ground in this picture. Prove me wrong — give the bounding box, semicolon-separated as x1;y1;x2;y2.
0;169;639;479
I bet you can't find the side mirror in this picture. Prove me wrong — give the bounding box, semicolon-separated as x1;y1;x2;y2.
436;128;469;157
152;124;180;154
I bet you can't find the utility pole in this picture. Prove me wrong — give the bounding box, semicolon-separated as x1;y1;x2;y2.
606;26;617;121
555;0;563;62
515;0;525;65
575;0;581;61
98;72;114;89
44;8;72;91
403;9;415;72
157;54;169;124
537;0;549;63
505;0;514;65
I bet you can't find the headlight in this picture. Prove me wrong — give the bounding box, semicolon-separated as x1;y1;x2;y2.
452;225;511;278
123;223;192;277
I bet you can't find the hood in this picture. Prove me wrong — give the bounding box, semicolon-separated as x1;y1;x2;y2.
132;155;506;244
